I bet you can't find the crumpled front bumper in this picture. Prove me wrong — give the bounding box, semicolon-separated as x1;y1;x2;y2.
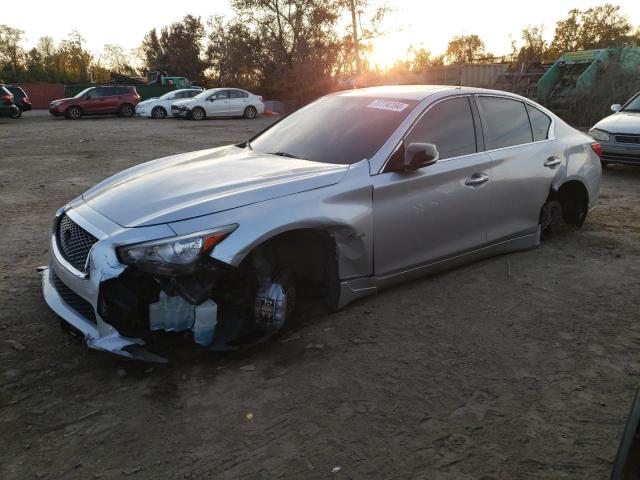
41;266;166;362
42;206;173;362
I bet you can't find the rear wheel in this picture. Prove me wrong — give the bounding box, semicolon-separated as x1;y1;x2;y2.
65;105;82;119
191;107;205;121
119;103;134;118
244;106;257;119
151;106;167;119
540;199;563;238
10;108;21;119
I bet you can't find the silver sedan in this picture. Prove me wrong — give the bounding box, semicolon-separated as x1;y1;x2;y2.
42;86;602;361
589;91;640;166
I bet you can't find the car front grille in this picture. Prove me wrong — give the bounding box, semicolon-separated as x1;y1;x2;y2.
56;214;98;273
615;135;640;144
51;271;97;324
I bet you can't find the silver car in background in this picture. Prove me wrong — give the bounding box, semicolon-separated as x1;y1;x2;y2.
171;87;264;120
42;85;602;361
589;91;640;166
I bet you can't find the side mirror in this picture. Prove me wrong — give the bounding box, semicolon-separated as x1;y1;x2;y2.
403;142;439;170
611;104;622;112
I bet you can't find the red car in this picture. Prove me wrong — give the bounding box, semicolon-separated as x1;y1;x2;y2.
49;86;140;119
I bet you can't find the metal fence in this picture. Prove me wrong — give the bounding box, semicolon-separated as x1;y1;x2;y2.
13;83;65;109
422;64;507;88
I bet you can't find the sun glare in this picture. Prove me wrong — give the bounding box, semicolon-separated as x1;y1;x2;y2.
367;38;405;71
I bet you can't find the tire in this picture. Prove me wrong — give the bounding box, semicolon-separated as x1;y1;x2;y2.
151;106;167;119
540;199;563;238
65;105;82;119
191;107;205;121
10;108;21;119
119;103;134;118
244;106;258;119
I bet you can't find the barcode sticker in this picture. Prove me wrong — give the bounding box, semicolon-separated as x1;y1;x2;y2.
367;100;409;112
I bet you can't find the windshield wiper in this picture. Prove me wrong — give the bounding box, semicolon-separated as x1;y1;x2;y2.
269;151;298;159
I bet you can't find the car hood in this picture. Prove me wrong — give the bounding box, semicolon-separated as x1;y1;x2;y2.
136;98;157;106
82;145;349;228
593;112;640;134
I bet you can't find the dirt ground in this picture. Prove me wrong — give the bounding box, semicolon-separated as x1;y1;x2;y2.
1;111;640;480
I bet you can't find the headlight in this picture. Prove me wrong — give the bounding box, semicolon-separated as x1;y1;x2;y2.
117;224;237;274
589;129;610;142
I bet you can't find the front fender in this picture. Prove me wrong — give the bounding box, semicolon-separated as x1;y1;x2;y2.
168;160;375;280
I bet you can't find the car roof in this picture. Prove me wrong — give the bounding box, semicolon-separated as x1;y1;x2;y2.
334;85;531;102
203;87;247;93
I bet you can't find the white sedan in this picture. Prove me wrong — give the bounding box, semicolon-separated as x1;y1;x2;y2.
135;88;204;119
171;88;265;120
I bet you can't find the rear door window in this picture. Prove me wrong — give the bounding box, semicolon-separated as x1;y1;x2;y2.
230;90;248;99
8;87;24;99
406;96;477;160
102;87;117;97
477;96;533;149
526;104;552;141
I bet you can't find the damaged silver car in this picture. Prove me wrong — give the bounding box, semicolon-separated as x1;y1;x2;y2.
42;86;602;361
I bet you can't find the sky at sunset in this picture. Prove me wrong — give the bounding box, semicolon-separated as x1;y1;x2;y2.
5;0;640;68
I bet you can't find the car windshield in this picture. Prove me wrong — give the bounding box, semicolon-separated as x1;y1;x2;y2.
249;95;418;165
73;87;94;99
622;93;640;112
159;91;178;100
194;89;216;100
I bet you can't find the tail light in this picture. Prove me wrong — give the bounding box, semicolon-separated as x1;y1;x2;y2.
591;143;603;157
1;94;13;102
258;96;263;102
23;96;30;103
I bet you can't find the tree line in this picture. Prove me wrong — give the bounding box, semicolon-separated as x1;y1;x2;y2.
1;2;639;104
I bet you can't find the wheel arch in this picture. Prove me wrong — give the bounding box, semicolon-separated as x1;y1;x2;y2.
236;227;341;310
550;178;590;225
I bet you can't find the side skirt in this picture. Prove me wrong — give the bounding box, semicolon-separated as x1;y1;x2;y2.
336;229;540;309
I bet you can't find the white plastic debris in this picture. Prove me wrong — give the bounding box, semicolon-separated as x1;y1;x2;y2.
149;292;218;347
149;291;195;332
193;300;218;346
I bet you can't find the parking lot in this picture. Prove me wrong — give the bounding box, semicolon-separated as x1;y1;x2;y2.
1;112;640;479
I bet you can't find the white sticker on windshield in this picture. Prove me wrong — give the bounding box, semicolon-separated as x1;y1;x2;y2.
367;100;409;112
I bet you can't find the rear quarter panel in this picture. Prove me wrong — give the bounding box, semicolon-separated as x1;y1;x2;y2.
555;123;602;209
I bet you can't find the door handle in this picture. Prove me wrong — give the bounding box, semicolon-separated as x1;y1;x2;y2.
544;157;561;168
465;173;489;187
